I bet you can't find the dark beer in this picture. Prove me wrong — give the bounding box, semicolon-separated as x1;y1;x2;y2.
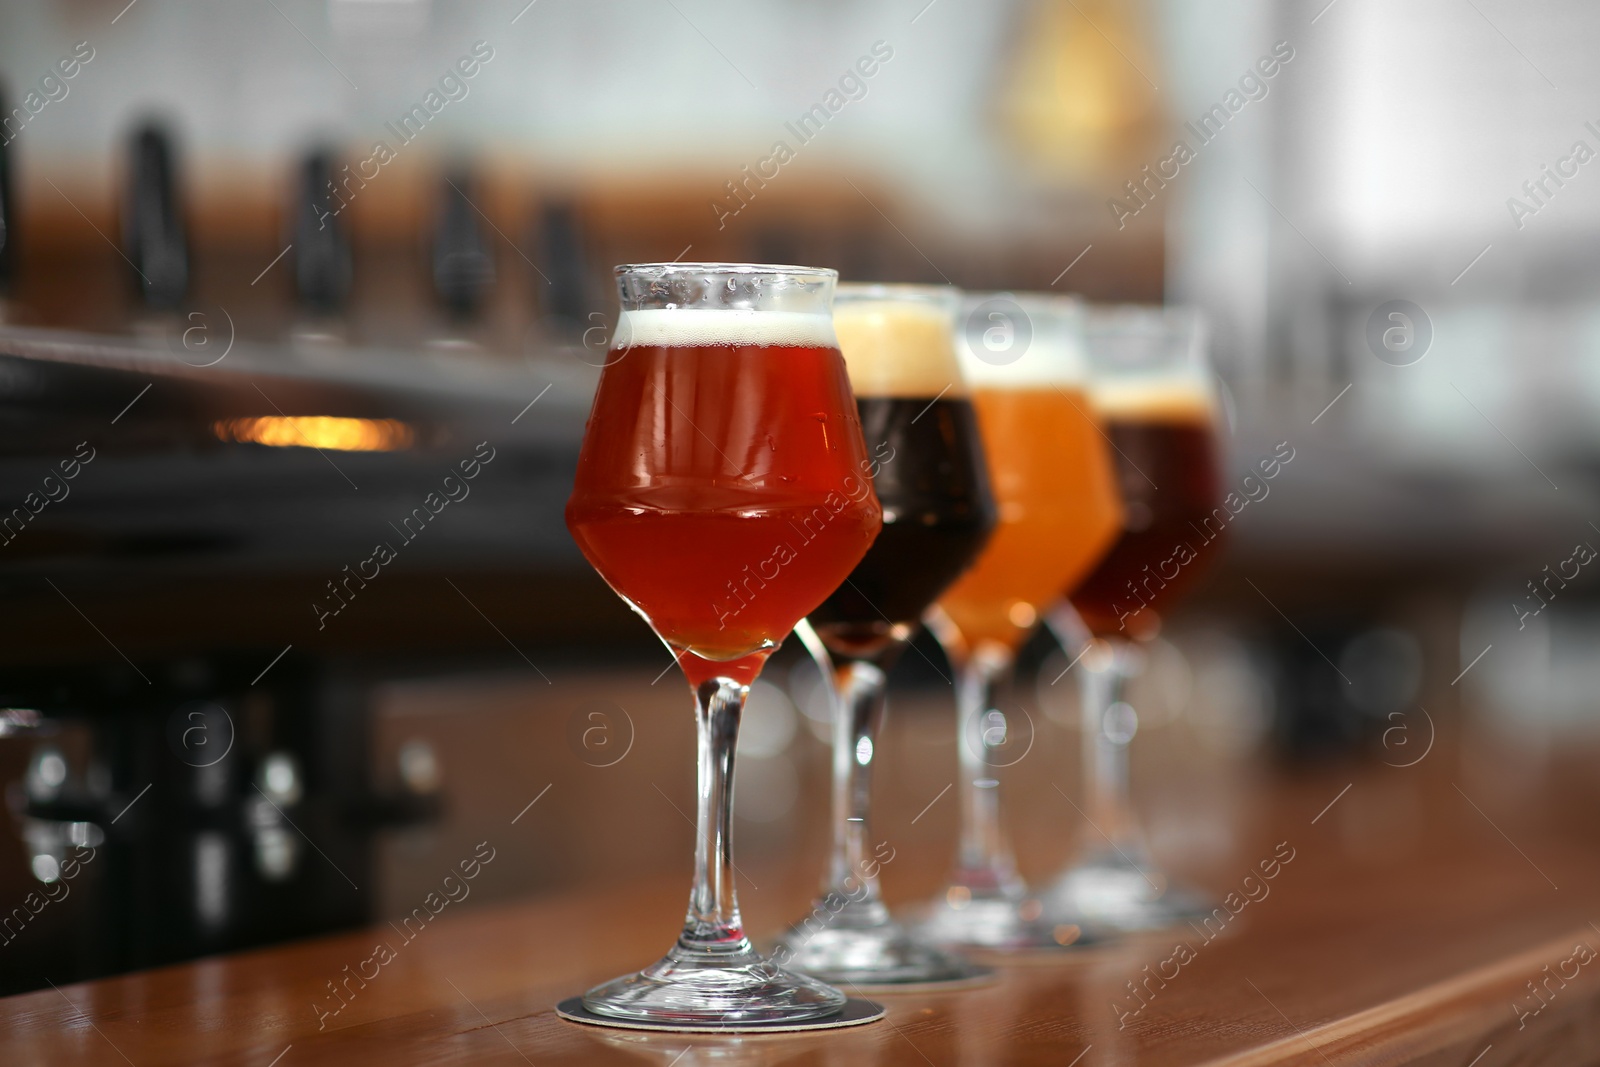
779;285;997;987
808;395;995;659
806;294;994;661
1070;386;1223;637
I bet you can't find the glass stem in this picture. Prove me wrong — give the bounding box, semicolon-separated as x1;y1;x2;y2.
832;659;888;901
793;620;889;914
1078;638;1146;864
678;674;753;958
953;645;1021;896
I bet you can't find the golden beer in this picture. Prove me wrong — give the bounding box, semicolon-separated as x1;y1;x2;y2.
937;386;1122;650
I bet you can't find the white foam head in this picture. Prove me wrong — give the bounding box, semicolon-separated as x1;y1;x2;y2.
951;293;1089;389
833;286;965;398
1085;304;1216;423
1092;379;1217;424
612;308;838;350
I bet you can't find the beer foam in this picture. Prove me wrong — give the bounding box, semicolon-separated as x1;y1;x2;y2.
1092;378;1217;424
613;309;837;350
953;296;1090;389
955;328;1089;389
833;301;966;398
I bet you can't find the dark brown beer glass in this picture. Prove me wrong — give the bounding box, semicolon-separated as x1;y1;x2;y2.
1043;306;1224;932
775;284;997;987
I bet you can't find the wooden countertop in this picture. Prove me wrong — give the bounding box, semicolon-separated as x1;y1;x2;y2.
6;744;1600;1067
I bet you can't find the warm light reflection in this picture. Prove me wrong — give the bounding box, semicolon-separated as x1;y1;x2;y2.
214;416;414;452
1000;0;1164;180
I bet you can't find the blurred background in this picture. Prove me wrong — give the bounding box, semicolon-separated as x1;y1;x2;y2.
1;0;1597;997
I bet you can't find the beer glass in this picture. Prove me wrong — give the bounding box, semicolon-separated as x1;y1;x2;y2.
920;293;1124;949
1042;306;1223;931
565;263;883;1024
774;284;997;986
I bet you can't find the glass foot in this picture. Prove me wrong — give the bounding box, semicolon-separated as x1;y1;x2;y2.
582;941;847;1026
1043;855;1214;933
774;902;988;988
917;885;1100;951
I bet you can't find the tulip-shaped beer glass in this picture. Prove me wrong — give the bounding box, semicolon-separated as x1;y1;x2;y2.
920;293;1124;949
1043;306;1224;931
565;264;883;1025
775;284;997;986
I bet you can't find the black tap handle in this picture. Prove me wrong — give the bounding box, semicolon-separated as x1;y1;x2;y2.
292;149;352;313
432;169;495;318
0;86;15;294
535;201;590;327
122;123;188;309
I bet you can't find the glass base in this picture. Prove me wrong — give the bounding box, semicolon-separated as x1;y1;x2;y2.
917;885;1099;951
1043;855;1214;932
774;900;987;988
582;939;847;1025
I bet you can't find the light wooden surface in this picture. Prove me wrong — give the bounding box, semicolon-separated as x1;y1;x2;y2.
6;750;1600;1067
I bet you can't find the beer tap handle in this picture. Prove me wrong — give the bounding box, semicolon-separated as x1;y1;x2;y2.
123;123;189;309
0;86;15;295
432;168;495;318
534;200;591;332
292;148;352;313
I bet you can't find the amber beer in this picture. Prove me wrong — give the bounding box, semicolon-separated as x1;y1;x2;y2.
564;264;879;1026
935;299;1123;653
1070;381;1222;637
566;305;882;682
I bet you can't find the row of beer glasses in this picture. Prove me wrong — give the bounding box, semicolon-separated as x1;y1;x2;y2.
564;263;1223;1028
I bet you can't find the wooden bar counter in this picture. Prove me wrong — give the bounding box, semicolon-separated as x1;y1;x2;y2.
7;772;1600;1064
5;672;1600;1065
